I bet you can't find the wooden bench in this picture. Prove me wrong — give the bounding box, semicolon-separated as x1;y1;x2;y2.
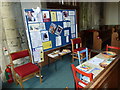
79;25;119;51
111;31;120;54
79;29;97;49
93;30;112;50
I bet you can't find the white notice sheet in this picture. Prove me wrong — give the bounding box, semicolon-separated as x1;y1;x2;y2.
56;36;62;46
87;57;104;65
30;31;42;48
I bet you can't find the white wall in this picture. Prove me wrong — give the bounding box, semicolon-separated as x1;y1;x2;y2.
104;2;118;25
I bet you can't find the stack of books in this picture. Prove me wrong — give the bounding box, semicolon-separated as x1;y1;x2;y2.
59;49;71;55
48;49;71;58
48;50;60;58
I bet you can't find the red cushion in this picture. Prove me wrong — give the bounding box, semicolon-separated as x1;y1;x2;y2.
73;48;91;53
73;48;85;53
72;38;81;44
10;50;29;60
14;62;39;78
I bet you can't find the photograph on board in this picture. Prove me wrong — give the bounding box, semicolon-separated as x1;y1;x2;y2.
49;23;57;34
55;25;63;35
63;11;70;21
42;11;50;22
41;30;49;42
26;11;36;22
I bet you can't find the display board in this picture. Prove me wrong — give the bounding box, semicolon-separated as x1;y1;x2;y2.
24;7;77;63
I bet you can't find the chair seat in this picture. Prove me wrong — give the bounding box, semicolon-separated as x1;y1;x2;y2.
73;48;91;53
14;62;39;78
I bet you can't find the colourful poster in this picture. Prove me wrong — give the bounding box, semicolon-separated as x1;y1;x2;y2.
42;41;52;50
50;11;57;22
49;23;57;34
42;11;50;22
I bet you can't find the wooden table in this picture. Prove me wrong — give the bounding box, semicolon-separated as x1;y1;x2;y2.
48;49;71;71
76;52;120;88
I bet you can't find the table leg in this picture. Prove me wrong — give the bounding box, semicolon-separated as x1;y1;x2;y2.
55;59;57;71
48;57;50;67
48;56;58;71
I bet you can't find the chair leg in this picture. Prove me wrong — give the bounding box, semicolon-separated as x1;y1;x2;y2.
39;71;42;84
72;57;74;62
89;51;91;59
72;55;74;62
19;77;24;89
13;71;18;85
65;87;68;90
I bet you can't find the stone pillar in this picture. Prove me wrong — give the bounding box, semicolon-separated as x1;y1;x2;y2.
1;2;22;81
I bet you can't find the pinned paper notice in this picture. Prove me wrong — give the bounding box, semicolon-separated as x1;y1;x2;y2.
71;24;75;33
50;11;57;22
64;30;69;36
30;31;42;48
66;36;69;43
71;33;76;38
39;23;46;30
56;36;62;46
33;47;44;62
70;16;75;24
42;41;52;50
69;11;75;15
57;11;63;21
29;23;40;31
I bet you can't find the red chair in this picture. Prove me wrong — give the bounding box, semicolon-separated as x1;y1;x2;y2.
71;64;93;89
106;44;120;51
106;44;120;54
9;49;42;88
71;37;91;62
